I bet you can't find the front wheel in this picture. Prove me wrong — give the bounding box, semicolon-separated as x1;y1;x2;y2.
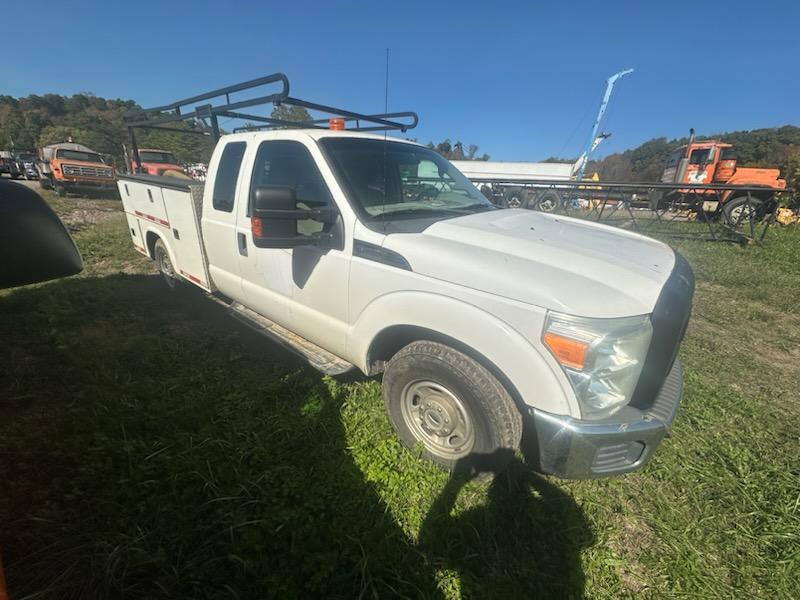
723;196;765;228
382;341;522;472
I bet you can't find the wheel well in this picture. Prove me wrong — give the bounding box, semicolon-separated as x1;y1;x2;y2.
367;325;526;412
145;231;160;259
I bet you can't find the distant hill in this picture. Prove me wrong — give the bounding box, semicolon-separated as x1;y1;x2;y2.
586;125;800;187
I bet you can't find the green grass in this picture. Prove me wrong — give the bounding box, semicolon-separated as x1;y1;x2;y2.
1;193;798;598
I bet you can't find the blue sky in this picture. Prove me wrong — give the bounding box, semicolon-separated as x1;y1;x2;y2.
3;0;798;160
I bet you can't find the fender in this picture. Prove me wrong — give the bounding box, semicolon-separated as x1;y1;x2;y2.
143;225;178;271
347;291;579;417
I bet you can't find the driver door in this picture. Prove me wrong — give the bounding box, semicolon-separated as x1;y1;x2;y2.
238;139;350;357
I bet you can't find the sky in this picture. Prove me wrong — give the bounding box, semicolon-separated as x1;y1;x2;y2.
2;0;798;161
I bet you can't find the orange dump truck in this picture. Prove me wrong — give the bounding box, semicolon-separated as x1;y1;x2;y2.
37;143;117;197
660;131;786;224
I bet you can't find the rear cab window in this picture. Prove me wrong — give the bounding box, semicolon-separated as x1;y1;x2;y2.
212;142;247;212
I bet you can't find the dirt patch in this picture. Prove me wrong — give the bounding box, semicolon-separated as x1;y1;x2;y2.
60;207;120;233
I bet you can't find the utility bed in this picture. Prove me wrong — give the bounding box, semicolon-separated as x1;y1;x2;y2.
119;174;213;291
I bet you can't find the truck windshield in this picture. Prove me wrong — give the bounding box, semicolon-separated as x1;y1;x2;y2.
320;138;495;221
139;151;178;164
56;150;104;163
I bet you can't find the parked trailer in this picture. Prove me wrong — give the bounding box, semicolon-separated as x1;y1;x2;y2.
450;160;576;209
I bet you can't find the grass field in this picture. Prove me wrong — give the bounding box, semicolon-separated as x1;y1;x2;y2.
1;189;798;599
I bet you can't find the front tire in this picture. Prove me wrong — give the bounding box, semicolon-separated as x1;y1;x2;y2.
382;341;522;472
723;196;765;228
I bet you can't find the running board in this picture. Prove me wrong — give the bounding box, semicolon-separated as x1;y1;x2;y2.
228;302;354;375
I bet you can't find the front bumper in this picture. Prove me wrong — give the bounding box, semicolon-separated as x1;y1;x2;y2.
528;358;683;479
61;179;117;191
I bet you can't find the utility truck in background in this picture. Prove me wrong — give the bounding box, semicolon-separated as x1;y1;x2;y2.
130;148;188;177
37;143;117;197
119;74;693;479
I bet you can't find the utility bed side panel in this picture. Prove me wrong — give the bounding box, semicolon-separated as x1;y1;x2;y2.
118;175;212;292
161;186;213;290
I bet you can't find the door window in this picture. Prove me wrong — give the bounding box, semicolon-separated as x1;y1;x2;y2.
212;142;246;212
250;141;334;236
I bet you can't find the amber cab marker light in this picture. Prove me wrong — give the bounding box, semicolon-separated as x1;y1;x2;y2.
543;332;588;370
329;118;345;130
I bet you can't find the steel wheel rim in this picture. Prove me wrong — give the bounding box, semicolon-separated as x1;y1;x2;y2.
507;195;522;208
400;380;475;459
158;248;176;288
539;197;557;212
730;204;752;225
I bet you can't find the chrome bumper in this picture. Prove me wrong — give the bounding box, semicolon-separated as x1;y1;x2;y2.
529;359;683;479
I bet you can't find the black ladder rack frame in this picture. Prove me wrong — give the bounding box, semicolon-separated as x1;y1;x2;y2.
123;72;418;171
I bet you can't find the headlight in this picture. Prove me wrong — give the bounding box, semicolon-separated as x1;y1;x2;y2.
543;311;652;419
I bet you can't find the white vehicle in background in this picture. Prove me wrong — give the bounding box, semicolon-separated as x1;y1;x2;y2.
119;75;693;478
452;134;609;211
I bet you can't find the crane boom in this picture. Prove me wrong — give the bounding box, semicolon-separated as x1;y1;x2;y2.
574;68;633;181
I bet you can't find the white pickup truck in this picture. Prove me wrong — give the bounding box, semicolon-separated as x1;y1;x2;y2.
119;128;693;479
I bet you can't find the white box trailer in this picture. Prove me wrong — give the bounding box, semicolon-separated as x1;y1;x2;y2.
450;160;574;182
451;159;579;210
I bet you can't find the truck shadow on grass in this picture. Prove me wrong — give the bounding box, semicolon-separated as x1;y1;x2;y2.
0;274;592;599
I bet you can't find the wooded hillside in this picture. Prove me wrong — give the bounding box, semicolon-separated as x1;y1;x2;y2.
0;93;214;168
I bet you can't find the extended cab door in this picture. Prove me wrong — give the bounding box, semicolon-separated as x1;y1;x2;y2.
202;140;248;300
237;138;350;356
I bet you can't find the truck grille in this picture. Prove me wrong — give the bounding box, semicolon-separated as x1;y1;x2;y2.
630;252;694;410
62;164;114;179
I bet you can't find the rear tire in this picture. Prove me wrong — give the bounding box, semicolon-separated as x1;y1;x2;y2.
382;341;522;473
154;239;179;290
501;188;528;209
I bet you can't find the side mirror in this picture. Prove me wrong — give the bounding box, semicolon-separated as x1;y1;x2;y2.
0;180;83;288
251;185;334;249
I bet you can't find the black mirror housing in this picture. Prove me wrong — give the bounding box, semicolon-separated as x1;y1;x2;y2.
251;185;334;249
0;180;83;288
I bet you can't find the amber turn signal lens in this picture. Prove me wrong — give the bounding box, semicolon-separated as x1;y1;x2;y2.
251;217;264;237
543;332;588;370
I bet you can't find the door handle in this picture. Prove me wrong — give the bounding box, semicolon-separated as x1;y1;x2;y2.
237;232;248;256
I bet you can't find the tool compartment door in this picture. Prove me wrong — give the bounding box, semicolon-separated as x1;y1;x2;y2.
161;186;212;291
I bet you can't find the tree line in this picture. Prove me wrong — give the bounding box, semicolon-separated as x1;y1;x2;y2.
0;93;216;169
1;91;797;188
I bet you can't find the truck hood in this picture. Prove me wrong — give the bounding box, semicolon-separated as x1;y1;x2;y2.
382;209;676;318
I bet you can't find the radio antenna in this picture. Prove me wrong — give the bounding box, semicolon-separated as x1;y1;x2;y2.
381;47;389;229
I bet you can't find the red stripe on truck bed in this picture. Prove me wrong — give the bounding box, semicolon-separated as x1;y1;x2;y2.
133;210;170;228
179;270;205;286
